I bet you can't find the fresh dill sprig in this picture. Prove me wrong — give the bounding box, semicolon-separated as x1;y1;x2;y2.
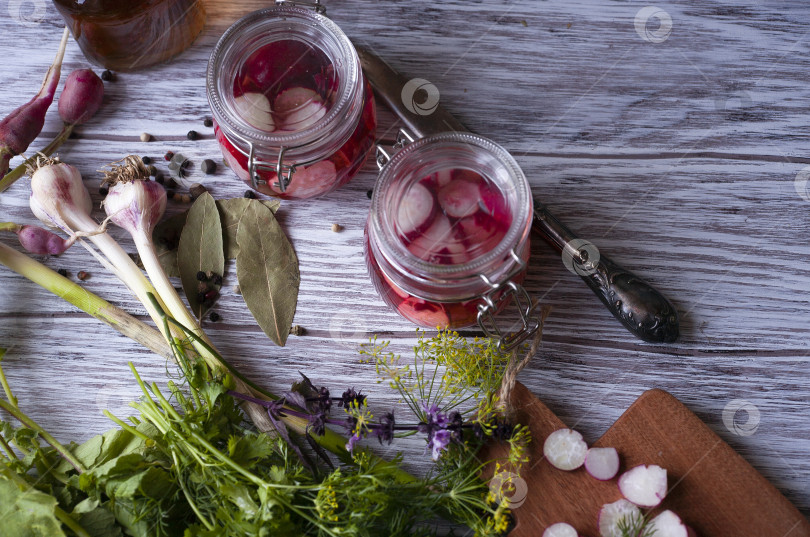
617;511;657;537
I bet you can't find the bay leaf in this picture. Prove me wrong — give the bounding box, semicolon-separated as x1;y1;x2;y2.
236;201;299;346
152;211;187;278
178;192;225;319
218;198;281;259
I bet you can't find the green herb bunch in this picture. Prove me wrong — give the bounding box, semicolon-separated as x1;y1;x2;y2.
0;329;532;537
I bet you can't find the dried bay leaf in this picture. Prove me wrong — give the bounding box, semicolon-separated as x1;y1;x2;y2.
178;192;225;319
236;201;299;346
152;211;187;278
219;198;281;259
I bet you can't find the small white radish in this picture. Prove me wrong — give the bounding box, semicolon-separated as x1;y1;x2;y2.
584;447;620;481
543;522;578;537
617;464;667;507
648;510;688;537
396;182;435;239
435;169;453;187
275;86;327;131
543;429;588;471
438;178;481;218
234;92;275;131
598;499;641;537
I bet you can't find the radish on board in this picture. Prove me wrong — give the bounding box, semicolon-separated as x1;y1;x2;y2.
584;447;620;481
543;429;588;471
396;181;435;240
438;177;481;218
543;522;578;537
648;510;688;537
598;499;641;537
234;92;275;131
617;464;668;507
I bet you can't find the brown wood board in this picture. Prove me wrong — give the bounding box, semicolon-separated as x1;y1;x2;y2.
489;383;810;537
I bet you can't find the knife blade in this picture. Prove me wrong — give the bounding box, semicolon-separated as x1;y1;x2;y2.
357;45;679;343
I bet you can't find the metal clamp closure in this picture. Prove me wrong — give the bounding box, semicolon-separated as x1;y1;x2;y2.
376;128;416;170
274;0;327;15
246;142;299;193
476;249;540;351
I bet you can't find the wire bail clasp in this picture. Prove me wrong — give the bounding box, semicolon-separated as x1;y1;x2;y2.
375;128;415;170
476;249;540;351
246;142;296;193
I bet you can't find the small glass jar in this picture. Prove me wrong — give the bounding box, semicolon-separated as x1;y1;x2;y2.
206;5;376;200
366;132;537;348
52;0;206;71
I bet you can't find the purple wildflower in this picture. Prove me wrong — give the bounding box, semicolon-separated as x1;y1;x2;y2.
418;402;452;460
374;412;396;445
430;430;452;460
338;388;366;408
345;432;362;453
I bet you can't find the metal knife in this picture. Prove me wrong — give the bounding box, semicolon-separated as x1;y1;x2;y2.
357;45;679;344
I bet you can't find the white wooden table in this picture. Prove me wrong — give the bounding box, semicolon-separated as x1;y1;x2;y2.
1;0;809;521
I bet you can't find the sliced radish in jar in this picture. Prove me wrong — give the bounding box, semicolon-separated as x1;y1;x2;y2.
281;101;327;131
479;180;510;224
648;510;688;537
271;160;336;198
380;269;409;300
274;86;321;114
543;522;578;537
543;429;588;471
617;464;667;507
234;92;275;131
598;499;641;537
396;181;435;240
435;169;453;187
584;447;620;481
438;177;481;218
397;298;450;327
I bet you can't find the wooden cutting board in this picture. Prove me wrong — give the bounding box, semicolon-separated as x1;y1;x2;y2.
485;383;810;536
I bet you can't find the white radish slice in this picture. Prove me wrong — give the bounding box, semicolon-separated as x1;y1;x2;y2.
584;447;620;481
543;522;578;537
618;464;667;507
282;101;327;131
435;169;453;187
438;178;481;218
648;510;688;537
274;86;320;114
543;429;588;471
271;160;336;198
396;182;435;239
234;92;275;131
406;215;456;262
598;499;641;537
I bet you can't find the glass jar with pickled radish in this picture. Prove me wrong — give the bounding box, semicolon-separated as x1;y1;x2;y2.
366;132;538;348
206;4;376;200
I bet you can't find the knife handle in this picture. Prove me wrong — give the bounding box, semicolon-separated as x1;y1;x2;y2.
533;205;679;343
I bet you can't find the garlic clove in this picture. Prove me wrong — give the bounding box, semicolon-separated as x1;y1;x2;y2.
29;161;93;232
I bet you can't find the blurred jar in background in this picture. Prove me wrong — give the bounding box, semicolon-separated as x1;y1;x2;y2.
52;0;206;71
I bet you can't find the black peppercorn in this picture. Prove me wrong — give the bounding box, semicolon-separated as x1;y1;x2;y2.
203;117;213;128
99;186;109;196
244;190;256;199
209;311;221;322
154;171;165;184
57;268;68;277
196;271;207;281
201;159;217;175
366;189;373;199
142;156;152;165
187;130;199;141
101;70;114;82
213;274;223;286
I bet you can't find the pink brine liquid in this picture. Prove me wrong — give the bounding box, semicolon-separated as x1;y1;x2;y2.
215;39;376;199
367;168;525;328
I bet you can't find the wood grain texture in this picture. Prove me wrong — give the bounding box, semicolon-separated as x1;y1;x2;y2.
0;0;809;526
487;383;810;536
